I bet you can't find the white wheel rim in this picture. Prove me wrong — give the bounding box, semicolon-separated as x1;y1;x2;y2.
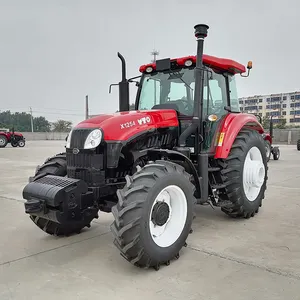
19;141;24;146
0;138;5;146
149;185;187;248
243;146;265;202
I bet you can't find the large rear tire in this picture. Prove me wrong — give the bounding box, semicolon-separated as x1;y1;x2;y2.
0;135;8;148
28;153;94;236
110;160;196;269
218;129;268;218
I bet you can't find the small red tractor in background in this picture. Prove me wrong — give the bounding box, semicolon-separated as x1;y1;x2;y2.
23;24;268;270
255;115;280;161
0;127;25;148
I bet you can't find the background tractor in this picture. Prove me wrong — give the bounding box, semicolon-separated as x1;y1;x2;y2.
0;127;25;148
23;23;268;270
255;114;280;161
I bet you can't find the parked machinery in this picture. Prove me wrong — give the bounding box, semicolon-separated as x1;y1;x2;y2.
0;127;25;148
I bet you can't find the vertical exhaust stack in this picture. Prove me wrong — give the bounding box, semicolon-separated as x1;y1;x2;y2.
117;52;130;112
193;24;209;121
193;24;209;203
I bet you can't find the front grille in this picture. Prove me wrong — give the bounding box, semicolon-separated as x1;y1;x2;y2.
67;169;105;186
66;151;104;187
66;152;103;169
70;128;93;148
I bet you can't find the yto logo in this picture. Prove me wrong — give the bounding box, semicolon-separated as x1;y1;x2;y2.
137;116;151;125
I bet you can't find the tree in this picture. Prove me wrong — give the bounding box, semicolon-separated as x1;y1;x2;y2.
275;118;286;129
261;116;270;129
0;110;51;132
52;120;72;132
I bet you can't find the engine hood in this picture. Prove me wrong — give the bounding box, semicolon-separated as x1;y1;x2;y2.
75;109;179;141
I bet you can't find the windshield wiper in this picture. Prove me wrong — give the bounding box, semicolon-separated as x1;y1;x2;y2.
167;71;194;91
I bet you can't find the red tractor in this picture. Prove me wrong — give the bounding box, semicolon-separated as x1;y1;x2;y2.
23;24;268;270
0;127;26;148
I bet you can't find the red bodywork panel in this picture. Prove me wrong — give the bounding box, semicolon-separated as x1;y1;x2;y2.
139;54;246;75
75;110;179;141
214;113;264;159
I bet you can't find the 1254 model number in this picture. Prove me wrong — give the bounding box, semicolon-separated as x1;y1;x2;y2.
120;121;136;129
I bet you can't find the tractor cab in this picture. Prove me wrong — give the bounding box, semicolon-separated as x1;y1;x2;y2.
135;55;248;152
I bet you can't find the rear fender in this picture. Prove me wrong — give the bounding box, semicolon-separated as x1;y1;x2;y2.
214;113;264;159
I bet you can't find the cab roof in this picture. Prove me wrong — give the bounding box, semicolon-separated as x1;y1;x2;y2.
139;54;246;75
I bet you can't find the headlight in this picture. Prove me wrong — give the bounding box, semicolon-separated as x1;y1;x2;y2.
84;129;102;149
66;129;73;148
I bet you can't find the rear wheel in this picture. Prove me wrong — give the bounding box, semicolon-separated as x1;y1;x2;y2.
218;129;268;218
0;135;8;148
265;140;271;162
29;153;94;236
110;160;196;269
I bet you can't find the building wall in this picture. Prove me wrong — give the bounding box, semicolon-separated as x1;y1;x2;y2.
22;132;69;141
239;91;300;125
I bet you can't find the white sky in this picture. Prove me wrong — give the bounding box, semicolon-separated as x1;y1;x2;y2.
1;0;299;125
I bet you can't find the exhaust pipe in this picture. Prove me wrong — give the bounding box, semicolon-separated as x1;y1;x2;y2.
117;52;130;112
193;24;209;122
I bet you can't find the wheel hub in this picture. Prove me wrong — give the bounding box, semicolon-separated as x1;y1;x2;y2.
151;201;170;226
244;160;265;188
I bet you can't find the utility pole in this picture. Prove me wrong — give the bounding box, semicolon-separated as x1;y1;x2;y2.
29;107;34;132
151;49;159;105
85;95;89;119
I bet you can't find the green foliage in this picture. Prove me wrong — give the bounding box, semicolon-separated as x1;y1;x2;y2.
275;118;286;129
0;110;51;132
51;119;72;132
261;116;270;129
0;110;72;132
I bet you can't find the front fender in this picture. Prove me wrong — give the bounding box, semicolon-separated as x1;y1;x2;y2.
214;113;264;159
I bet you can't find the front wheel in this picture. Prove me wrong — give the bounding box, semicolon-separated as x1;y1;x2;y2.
110;160;196;269
272;147;280;160
28;153;95;236
18;139;25;147
218;129;268;218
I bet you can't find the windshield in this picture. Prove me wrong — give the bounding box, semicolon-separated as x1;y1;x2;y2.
137;67;239;117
